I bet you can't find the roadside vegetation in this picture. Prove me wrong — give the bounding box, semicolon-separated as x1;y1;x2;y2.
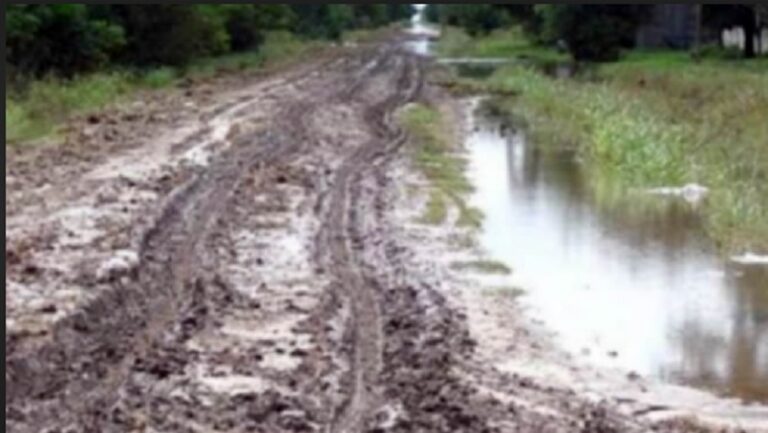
6;32;323;144
426;5;767;61
427;4;768;252
400;103;483;228
487;59;767;249
5;5;413;144
437;27;569;65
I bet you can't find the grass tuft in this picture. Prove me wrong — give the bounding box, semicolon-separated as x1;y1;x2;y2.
7;72;134;143
400;103;483;228
139;67;178;88
451;260;512;275
420;189;448;225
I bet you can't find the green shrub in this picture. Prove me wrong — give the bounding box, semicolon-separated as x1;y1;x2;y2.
26;72;131;117
692;44;744;60
139;67;177;88
6;72;133;143
535;5;652;61
258;31;310;64
6;100;37;143
437;27;570;67
115;5;230;67
6;5;125;77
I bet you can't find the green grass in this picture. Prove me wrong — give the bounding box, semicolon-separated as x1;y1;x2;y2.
451;260;512;275
614;48;768;72
420;190;448;225
186;31;319;79
467;51;768;251
6;31;322;145
437;26;570;65
139;67;178;88
400;103;483;228
342;28;381;45
6;72;135;143
453;194;484;228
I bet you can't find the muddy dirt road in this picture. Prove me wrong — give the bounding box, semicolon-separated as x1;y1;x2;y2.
5;35;735;432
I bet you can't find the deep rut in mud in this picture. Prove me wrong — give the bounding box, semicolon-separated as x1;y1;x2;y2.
317;53;422;432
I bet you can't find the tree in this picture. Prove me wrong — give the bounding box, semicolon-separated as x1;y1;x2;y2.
353;5;388;28
220;5;294;51
703;5;761;58
291;5;355;40
6;5;124;77
757;4;768;54
496;5;542;41
386;4;415;23
435;4;511;36
5;4;412;80
424;5;440;24
104;5;229;67
535;5;652;61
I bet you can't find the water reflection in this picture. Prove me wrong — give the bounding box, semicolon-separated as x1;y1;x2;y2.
466;109;768;403
404;39;432;57
405;4;438;57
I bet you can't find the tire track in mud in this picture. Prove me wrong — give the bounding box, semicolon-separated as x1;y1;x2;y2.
5;43;401;433
313;52;425;432
326;54;508;432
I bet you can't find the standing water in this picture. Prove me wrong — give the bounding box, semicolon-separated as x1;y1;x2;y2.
405;4;438;57
465;106;768;403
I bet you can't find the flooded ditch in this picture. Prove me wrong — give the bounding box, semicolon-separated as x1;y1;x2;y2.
465;105;768;404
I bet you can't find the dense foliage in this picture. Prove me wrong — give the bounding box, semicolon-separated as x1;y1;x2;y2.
6;5;126;77
425;4;764;61
534;5;652;61
425;4;650;61
5;4;413;77
429;5;511;36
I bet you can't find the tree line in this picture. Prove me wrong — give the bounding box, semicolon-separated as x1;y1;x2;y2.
425;4;767;61
5;4;414;78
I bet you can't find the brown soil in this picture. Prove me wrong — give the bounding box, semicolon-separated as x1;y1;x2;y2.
5;34;748;433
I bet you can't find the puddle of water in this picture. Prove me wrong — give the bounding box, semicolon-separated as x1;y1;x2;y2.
404;38;433;57
405;5;439;57
466;106;768;403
